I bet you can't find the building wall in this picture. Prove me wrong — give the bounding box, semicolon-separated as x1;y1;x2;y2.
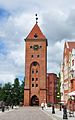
63;42;70;102
24;23;59;106
24;24;47;106
60;63;64;102
70;49;75;92
63;42;75;104
47;73;58;104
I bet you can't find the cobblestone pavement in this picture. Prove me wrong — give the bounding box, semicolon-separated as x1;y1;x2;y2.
0;107;59;120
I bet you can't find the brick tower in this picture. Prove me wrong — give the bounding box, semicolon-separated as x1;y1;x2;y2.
24;19;48;106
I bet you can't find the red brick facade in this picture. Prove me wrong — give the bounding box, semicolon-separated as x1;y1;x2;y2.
63;42;75;110
47;73;58;104
63;42;75;100
24;23;47;106
24;23;58;106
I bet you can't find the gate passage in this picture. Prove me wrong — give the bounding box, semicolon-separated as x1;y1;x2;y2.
31;95;39;106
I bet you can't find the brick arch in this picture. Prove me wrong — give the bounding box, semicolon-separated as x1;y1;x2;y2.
30;61;40;75
31;95;39;106
30;61;40;106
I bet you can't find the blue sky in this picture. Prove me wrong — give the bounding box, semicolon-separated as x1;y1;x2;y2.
0;0;75;84
0;8;9;18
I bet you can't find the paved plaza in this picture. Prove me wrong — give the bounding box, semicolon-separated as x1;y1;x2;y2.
0;107;54;120
0;106;75;120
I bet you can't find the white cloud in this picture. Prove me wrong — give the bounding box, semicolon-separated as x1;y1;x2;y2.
7;50;24;67
47;40;65;73
0;73;15;84
0;0;75;84
0;31;5;37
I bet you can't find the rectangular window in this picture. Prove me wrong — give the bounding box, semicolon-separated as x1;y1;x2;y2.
32;70;34;74
31;55;34;58
36;84;38;87
36;70;38;73
37;55;40;58
32;78;34;81
40;46;42;48
36;78;38;81
32;84;34;87
30;46;32;48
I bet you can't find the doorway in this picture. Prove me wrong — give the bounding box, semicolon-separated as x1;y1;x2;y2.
31;95;39;106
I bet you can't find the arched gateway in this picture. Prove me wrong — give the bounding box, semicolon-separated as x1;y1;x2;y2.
31;95;39;106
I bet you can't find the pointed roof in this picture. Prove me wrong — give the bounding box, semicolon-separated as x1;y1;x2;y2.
26;23;46;40
64;42;75;55
64;41;75;51
67;42;75;51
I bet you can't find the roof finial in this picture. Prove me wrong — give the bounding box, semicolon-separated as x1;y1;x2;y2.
35;14;38;24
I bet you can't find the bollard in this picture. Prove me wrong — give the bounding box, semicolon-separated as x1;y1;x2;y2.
52;104;55;114
63;105;68;119
42;106;44;110
12;105;13;109
2;106;5;112
60;103;62;111
41;103;44;110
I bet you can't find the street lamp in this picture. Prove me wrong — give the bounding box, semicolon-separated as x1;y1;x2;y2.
57;92;60;101
57;92;62;111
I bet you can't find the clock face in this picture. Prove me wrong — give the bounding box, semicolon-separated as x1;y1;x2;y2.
33;45;39;50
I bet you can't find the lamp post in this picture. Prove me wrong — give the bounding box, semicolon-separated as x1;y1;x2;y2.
57;92;62;111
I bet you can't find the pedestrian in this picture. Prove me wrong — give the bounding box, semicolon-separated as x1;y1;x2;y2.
63;105;68;119
45;103;47;109
41;103;44;110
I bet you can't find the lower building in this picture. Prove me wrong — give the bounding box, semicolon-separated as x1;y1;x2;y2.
47;73;58;104
62;42;75;110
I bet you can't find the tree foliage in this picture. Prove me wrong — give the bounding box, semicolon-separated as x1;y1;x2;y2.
0;78;24;106
56;73;61;102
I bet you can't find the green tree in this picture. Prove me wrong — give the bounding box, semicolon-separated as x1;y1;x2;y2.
0;84;3;101
0;77;24;106
1;82;12;105
19;81;24;104
13;78;20;105
56;73;61;102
